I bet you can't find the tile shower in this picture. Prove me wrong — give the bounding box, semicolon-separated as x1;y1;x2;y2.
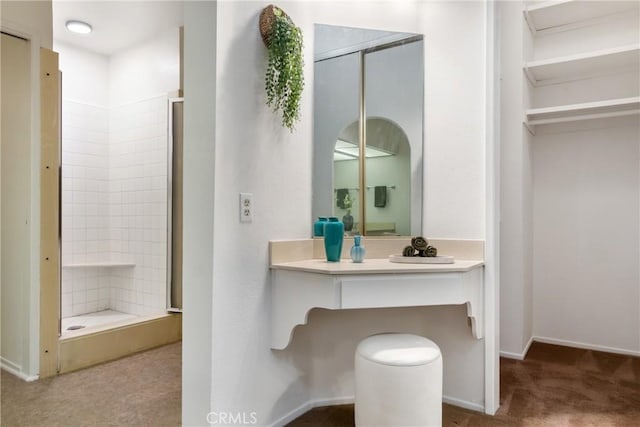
61;95;169;331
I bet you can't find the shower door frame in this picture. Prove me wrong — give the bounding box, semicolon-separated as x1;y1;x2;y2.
167;97;184;313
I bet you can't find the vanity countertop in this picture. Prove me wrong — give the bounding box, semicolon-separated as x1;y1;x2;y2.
270;258;484;275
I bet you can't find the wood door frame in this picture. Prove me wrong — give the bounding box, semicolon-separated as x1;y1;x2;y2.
39;47;60;378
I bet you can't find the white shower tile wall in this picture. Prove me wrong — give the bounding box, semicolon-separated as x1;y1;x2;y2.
109;95;168;316
61;267;112;318
61;96;168;318
61;100;111;317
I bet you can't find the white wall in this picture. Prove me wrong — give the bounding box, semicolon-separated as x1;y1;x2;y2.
1;0;53;49
109;27;180;106
498;1;534;358
184;1;487;425
423;1;486;239
528;2;639;355
0;0;52;380
56;42;109;106
533;119;640;354
182;2;216;423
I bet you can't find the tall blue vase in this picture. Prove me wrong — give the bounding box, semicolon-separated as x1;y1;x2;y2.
323;217;344;262
313;217;328;237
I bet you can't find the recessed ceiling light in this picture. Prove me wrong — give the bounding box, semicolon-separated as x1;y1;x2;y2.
65;20;92;34
333;139;394;161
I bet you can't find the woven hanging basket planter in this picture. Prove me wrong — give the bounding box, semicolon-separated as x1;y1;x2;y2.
260;4;304;131
259;4;291;47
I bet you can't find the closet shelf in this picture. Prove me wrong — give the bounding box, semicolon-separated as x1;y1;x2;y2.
524;44;640;86
526;97;640;126
62;262;135;268
525;0;639;32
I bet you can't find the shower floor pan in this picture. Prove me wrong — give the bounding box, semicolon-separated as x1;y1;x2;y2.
61;310;137;336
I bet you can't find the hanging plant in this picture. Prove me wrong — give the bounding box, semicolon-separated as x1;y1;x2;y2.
259;5;304;131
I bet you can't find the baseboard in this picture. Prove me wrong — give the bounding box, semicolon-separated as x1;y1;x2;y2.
267;401;313;427
311;395;483;413
442;395;484;412
500;336;534;360
310;396;356;407
268;394;483;426
268;396;355;427
533;336;640;357
0;357;39;382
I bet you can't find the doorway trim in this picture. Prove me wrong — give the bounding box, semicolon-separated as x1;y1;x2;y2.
39;46;60;378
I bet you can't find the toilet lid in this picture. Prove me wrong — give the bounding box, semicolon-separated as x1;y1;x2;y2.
356;333;441;366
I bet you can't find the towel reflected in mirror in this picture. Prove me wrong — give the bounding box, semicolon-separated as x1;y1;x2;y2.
374;186;387;207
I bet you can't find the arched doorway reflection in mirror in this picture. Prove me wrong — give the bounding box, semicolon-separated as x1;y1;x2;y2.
333;118;411;236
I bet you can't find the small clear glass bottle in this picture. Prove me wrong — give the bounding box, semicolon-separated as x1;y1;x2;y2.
350;235;366;263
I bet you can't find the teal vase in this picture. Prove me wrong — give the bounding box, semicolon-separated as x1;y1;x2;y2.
323;217;344;262
350;235;365;263
314;217;328;237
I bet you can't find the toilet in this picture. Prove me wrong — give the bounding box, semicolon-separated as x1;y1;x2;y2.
355;333;443;426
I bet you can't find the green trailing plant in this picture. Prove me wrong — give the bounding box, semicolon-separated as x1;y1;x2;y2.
265;7;304;131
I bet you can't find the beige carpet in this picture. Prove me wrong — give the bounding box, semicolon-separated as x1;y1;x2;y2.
287;342;640;426
3;341;639;426
1;342;181;427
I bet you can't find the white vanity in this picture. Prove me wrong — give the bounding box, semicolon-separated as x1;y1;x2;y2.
270;257;484;349
269;237;497;414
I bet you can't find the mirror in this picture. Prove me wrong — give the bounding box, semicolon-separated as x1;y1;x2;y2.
312;24;424;236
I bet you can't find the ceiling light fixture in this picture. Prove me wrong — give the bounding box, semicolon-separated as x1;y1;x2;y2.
65;20;92;34
333;139;395;161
